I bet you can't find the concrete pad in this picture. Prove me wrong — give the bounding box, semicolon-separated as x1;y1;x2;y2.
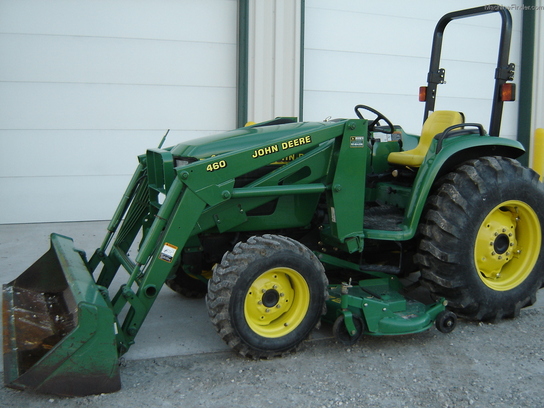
1;221;542;373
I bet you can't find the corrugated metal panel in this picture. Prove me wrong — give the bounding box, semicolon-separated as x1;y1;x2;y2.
303;0;523;137
0;0;237;223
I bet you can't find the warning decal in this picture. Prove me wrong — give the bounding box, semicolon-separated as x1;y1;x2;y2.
159;242;178;263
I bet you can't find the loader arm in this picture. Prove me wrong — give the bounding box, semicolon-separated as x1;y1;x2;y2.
4;118;372;396
91;118;372;353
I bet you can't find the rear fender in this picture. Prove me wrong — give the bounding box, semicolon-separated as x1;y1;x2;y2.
402;136;525;238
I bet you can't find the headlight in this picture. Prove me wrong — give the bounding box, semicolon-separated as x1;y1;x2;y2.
174;157;197;168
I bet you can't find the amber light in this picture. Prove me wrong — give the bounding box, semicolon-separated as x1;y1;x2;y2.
419;86;427;102
500;83;516;101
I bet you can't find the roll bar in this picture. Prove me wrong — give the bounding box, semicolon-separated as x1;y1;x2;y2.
422;4;514;136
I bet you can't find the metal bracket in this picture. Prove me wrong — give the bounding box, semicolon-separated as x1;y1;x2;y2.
427;68;446;84
495;63;515;81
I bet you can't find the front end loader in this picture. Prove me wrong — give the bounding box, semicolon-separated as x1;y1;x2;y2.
4;5;544;396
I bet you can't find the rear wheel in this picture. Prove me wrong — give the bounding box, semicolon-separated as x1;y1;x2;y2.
206;234;328;358
417;157;544;320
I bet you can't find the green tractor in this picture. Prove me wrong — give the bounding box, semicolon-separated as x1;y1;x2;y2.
4;4;544;396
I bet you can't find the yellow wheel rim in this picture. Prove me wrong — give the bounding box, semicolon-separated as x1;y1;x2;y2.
244;267;310;338
474;200;541;291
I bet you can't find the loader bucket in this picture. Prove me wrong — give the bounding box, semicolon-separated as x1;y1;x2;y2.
2;233;121;396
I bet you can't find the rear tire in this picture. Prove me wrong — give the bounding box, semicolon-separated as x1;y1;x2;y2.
417;157;544;321
206;234;328;358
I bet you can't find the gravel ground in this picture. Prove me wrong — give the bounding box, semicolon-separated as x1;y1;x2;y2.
2;307;543;408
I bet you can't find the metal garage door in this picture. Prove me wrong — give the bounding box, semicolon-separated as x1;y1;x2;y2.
303;0;522;137
0;0;237;223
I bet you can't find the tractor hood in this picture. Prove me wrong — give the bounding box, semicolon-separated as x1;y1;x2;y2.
169;119;346;159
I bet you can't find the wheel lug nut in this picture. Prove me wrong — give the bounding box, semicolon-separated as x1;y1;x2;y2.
273;285;278;289
262;289;267;293
265;308;270;313
258;301;263;305
276;304;281;308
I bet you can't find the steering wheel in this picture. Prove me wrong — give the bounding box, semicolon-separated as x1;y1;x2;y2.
354;104;395;134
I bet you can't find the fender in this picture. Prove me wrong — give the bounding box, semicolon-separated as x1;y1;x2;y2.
364;134;525;241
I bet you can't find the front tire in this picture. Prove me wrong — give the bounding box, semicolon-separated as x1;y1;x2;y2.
206;234;328;358
417;157;544;320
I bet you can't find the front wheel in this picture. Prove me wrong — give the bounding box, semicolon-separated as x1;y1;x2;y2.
206;234;328;358
417;157;544;321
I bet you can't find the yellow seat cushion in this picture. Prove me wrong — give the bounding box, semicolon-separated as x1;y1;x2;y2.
388;110;464;167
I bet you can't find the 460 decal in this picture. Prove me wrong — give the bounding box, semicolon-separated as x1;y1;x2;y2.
206;159;227;172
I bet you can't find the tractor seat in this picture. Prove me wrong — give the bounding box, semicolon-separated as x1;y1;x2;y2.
388;110;464;167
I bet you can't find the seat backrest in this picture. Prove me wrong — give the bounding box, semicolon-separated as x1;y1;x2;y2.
387;110;464;167
420;110;464;146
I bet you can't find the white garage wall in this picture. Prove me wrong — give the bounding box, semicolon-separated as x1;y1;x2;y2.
0;0;237;224
303;0;523;137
